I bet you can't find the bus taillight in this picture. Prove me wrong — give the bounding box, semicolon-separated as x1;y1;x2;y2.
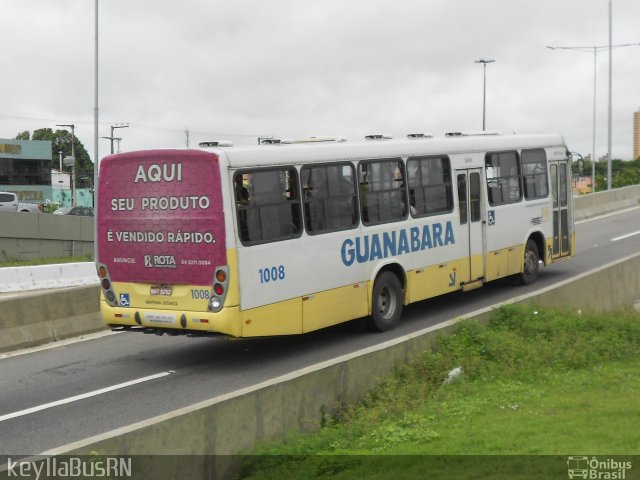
216;270;227;283
209;266;229;313
97;263;118;306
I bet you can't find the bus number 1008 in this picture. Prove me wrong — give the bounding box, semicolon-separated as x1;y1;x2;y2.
191;289;210;299
259;265;285;284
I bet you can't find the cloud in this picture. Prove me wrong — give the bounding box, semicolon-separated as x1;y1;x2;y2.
1;0;639;159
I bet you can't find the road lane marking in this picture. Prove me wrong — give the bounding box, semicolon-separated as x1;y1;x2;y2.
0;331;121;360
611;230;640;242
0;371;174;423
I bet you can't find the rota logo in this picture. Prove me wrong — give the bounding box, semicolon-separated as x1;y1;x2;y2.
144;255;177;269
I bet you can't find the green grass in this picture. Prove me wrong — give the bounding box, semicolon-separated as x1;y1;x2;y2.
239;305;640;479
0;255;93;268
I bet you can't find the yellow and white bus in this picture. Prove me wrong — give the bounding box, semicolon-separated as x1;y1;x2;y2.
96;133;574;336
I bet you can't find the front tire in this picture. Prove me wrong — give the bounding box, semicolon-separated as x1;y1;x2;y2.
519;239;540;285
367;271;403;332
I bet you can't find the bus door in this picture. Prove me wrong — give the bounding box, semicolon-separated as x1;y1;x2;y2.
549;161;572;258
456;168;484;284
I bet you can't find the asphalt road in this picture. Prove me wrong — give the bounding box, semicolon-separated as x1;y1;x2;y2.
1;207;639;459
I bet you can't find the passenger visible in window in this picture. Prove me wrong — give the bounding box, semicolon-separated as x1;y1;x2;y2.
238;186;250;206
407;161;419;216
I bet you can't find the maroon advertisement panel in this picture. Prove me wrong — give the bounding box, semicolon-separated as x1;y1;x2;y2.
98;150;226;286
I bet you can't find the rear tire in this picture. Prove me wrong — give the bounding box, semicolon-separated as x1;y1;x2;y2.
367;271;403;332
519;239;540;285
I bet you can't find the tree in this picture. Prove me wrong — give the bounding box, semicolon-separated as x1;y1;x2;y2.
573;157;640;191
15;128;95;188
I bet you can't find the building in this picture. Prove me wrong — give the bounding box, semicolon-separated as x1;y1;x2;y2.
634;110;640;160
572;175;592;196
52;168;71;189
0;138;93;207
0;138;52;203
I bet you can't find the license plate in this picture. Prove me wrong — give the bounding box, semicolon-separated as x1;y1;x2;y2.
145;313;177;325
150;285;173;296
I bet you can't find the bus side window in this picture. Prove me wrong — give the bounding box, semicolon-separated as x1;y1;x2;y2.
301;162;358;234
407;156;453;217
234;168;302;245
358;158;407;226
485;151;521;206
521;149;549;200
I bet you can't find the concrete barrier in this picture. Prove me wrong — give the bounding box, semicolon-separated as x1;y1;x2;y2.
0;211;93;262
574;184;640;221
38;252;640;479
0;262;98;292
0;285;103;353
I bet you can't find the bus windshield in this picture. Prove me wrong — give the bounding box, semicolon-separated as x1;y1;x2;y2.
97;149;226;287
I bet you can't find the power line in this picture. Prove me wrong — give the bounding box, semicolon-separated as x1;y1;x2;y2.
0;113;263;138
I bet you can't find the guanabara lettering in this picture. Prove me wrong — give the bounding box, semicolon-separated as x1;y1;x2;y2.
340;221;455;266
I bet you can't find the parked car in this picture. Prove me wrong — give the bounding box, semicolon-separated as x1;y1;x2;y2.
0;191;41;212
52;206;94;216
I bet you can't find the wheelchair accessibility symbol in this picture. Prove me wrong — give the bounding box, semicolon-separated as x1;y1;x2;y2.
119;293;130;307
488;210;496;226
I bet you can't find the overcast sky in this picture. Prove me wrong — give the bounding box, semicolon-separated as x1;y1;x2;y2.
2;0;639;164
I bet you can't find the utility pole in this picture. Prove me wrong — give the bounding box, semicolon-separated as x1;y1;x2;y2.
102;123;129;154
185;127;190;147
56;124;76;206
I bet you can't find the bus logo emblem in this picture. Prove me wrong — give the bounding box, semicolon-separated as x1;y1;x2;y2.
144;254;177;269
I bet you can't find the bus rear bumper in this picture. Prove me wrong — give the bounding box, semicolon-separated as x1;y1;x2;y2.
100;301;242;338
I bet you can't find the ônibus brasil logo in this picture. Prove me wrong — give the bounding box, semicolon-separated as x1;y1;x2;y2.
567;456;632;479
144;254;177;269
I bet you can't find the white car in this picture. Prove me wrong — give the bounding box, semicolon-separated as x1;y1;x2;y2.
0;192;41;212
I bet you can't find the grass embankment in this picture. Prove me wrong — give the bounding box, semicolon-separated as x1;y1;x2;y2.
0;255;92;268
241;304;640;479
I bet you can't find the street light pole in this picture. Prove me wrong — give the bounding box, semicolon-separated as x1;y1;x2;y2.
94;0;99;263
607;0;613;190
475;59;495;131
546;40;640;192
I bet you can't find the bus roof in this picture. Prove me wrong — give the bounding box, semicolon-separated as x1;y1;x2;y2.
200;133;567;169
